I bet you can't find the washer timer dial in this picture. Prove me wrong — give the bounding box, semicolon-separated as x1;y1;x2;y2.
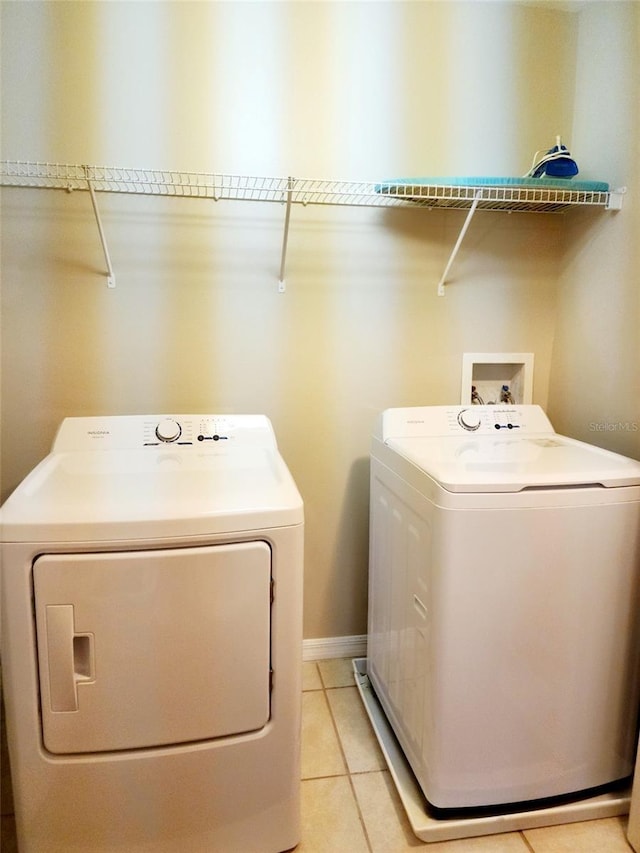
155;418;182;443
457;408;481;431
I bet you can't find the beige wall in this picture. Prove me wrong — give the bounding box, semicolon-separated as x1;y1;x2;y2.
548;0;640;461
1;1;633;641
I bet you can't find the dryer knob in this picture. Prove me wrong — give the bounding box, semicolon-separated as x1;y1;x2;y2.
155;418;182;443
457;409;481;431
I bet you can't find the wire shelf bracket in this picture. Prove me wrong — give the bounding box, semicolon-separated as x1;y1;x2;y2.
278;177;294;293
84;167;116;288
437;191;482;297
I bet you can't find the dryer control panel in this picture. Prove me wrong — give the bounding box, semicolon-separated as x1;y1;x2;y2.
52;414;278;451
379;405;555;440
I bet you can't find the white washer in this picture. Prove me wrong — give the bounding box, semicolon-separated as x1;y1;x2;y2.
0;414;304;853
367;405;640;816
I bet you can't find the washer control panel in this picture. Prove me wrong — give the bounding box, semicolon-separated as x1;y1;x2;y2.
380;405;555;440
143;416;238;446
453;407;526;433
143;415;271;446
52;414;277;452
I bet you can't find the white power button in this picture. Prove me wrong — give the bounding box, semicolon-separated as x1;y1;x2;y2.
457;408;481;431
155;418;182;443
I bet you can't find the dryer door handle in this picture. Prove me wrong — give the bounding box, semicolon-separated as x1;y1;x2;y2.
45;605;95;712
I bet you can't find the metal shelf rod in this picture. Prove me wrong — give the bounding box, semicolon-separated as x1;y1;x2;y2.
85;170;116;288
278;177;294;293
437;191;481;297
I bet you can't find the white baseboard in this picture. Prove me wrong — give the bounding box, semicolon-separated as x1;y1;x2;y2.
302;635;367;661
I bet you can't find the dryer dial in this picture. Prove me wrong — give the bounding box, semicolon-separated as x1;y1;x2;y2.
155;418;182;443
457;408;481;431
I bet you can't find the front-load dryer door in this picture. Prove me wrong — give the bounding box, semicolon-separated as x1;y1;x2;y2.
33;542;272;754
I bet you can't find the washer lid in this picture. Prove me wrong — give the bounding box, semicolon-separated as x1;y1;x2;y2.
0;444;303;542
386;434;640;492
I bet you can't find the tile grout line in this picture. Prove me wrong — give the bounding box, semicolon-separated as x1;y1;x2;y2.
520;830;536;853
318;671;375;853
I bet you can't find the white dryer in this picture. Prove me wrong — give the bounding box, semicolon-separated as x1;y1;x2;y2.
0;414;303;853
368;405;640;813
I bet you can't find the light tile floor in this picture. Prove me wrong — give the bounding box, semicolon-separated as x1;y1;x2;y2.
301;657;635;853
1;659;635;852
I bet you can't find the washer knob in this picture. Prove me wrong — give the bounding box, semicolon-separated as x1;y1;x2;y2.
155;418;182;443
457;408;481;431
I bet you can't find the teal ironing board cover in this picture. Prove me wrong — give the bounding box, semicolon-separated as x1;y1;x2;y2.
376;176;610;192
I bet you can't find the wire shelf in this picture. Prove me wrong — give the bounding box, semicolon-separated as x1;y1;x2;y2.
0;160;624;294
0;160;618;213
